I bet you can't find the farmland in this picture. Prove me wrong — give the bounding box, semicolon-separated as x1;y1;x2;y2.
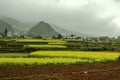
1;61;120;80
0;51;119;66
1;38;120;53
0;38;120;80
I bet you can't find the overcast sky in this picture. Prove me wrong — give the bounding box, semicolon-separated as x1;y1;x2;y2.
0;0;120;37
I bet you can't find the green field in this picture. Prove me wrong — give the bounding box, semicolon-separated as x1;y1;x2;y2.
24;45;67;48
0;51;119;66
0;53;29;58
15;39;66;43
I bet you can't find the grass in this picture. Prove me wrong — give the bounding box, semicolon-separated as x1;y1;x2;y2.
24;45;67;48
15;39;66;43
0;58;92;66
48;42;65;45
0;51;119;66
0;38;120;66
2;78;12;80
0;53;29;58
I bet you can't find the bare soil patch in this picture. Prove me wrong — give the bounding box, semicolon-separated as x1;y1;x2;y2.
0;62;120;80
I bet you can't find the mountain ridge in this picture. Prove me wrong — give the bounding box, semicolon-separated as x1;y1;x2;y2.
0;16;88;37
27;21;59;38
0;20;14;34
51;24;88;37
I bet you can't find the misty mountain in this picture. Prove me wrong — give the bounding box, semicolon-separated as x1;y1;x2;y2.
51;24;88;37
0;16;88;37
0;20;14;34
27;21;59;37
0;16;35;35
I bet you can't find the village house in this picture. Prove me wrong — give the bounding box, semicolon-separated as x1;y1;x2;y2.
97;36;111;42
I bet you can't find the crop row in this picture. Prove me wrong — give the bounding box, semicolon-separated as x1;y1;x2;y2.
30;51;120;60
0;58;96;66
24;45;67;48
0;51;119;66
15;39;66;43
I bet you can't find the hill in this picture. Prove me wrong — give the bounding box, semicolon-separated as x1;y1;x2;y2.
0;20;14;35
0;16;35;35
51;24;88;37
0;16;88;37
27;21;59;38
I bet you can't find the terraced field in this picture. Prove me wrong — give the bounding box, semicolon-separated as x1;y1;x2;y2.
0;39;120;80
0;51;119;66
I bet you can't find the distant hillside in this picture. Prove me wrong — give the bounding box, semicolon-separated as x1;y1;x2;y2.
0;20;14;34
27;21;59;37
0;16;35;35
0;16;88;37
51;24;88;37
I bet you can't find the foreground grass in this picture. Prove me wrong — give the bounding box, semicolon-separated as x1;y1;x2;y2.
0;51;119;66
0;58;95;66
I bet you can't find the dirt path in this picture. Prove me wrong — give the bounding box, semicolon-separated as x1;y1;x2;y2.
0;62;120;80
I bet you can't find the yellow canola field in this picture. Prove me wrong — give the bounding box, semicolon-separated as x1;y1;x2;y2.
0;51;119;66
31;51;120;61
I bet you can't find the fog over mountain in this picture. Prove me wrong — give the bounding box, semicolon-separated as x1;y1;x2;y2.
0;0;120;37
0;20;14;34
0;16;35;35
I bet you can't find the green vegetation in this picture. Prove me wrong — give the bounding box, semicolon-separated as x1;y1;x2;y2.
2;78;12;80
26;21;59;38
0;53;29;58
0;58;89;66
15;39;66;43
0;20;14;37
0;38;120;66
0;38;120;53
24;45;67;49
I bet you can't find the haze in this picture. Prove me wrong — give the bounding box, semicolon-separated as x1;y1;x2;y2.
0;0;120;37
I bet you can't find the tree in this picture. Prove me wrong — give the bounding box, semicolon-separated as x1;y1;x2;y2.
52;36;56;39
57;34;63;39
70;34;75;39
70;34;74;37
34;35;42;39
19;35;25;38
4;28;8;37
